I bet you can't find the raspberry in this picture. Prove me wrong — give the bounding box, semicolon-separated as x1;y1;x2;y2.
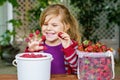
25;38;30;42
35;30;40;35
20;53;47;58
58;32;63;38
29;33;34;38
41;35;46;41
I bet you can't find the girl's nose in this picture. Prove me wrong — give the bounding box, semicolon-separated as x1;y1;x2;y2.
46;25;52;30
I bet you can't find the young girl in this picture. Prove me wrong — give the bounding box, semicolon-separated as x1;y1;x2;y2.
25;4;82;74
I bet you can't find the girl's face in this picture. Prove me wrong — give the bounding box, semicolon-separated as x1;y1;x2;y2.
41;15;66;45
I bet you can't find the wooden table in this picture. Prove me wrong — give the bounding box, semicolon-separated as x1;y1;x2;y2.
0;74;120;80
0;74;77;80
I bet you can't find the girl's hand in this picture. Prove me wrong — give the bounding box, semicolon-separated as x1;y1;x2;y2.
58;32;71;48
25;30;46;52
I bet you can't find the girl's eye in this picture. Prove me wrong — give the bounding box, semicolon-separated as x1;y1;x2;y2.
43;23;48;26
52;24;58;27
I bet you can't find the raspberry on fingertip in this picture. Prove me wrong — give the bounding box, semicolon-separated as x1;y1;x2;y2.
35;30;40;35
41;35;46;41
58;32;63;38
25;38;30;42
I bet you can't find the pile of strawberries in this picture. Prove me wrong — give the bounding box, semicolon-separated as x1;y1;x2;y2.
20;53;47;58
78;40;113;52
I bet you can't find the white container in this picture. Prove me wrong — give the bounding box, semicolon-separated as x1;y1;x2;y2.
12;52;53;80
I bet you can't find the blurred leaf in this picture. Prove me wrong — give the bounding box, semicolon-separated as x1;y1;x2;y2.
8;19;22;28
8;0;19;7
0;0;7;6
70;0;120;40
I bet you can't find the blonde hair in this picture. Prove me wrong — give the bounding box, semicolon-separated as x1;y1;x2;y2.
39;4;82;44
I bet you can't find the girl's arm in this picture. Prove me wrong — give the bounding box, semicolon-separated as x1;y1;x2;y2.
62;40;78;74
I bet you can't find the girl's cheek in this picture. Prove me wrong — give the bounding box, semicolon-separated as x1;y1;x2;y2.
41;26;46;31
41;28;45;35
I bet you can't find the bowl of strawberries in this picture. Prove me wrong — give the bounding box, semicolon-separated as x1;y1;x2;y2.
77;40;115;80
12;52;53;80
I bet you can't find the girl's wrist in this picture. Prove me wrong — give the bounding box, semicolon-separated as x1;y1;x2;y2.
63;40;73;48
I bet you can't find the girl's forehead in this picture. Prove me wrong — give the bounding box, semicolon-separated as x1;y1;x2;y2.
44;15;62;23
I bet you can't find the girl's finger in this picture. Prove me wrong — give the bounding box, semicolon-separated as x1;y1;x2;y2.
28;48;34;52
58;32;70;40
35;46;44;51
36;46;47;51
25;37;30;42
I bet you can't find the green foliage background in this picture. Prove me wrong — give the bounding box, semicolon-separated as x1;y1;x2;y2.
70;0;120;42
0;0;120;42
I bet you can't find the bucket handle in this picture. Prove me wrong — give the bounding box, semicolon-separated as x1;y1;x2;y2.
12;59;17;67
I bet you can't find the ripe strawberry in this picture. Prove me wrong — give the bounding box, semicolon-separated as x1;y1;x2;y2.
78;45;84;51
35;30;40;35
92;44;99;52
78;40;112;53
85;45;94;52
96;48;103;52
100;45;107;52
58;32;63;38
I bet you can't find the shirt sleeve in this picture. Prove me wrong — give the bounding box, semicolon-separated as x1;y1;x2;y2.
62;40;78;74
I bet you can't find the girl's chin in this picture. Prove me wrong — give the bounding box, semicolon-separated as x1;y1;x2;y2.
46;37;58;41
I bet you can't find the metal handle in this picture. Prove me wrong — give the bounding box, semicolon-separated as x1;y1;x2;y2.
12;59;17;67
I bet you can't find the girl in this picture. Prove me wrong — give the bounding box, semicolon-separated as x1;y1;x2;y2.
25;4;82;74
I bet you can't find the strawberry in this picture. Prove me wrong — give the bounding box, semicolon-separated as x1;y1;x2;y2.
78;45;84;51
58;32;63;38
35;30;40;35
92;44;99;51
100;45;107;52
85;45;94;52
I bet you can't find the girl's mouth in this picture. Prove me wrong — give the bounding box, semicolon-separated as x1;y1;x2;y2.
45;32;57;37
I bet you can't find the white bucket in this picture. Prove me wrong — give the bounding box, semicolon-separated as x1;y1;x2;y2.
12;52;53;80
